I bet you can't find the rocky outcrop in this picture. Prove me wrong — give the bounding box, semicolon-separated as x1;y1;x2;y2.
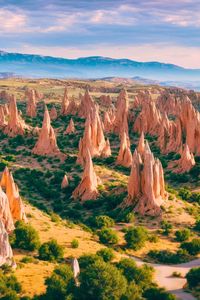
102;139;112;158
170;144;195;173
0;105;6;127
64;118;75;134
61;87;69;115
50;106;58;120
100;95;112;106
133;101;162;136
4;95;29;137
137;132;145;157
114;89;129;134
0;218;14;267
103;107;116;133
116;130;132;167
125;141;167;216
72;258;80;279
26;89;37;117
1;167;27;222
61;174;69;189
73;149;98;201
78;89;95;118
67;97;79;115
32;106;64;157
77;106;107;164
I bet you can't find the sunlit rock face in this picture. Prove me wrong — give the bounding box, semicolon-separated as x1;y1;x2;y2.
32;106;64;158
49;106;58;120
100;94;112;107
1;167;27;222
64;118;75;134
77;106;107;164
60;87;70;115
0;105;7;127
26;89;37;117
169;144;195;174
102;138;112;158
103;107;116;133
157;91;181;116
73;149;98;201
0;186;15;267
113;89;129;135
116;130;132;167
4;95;29;137
125;141;167;216
78;89;96;118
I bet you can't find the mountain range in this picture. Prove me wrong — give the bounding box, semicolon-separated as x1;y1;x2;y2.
0;50;200;90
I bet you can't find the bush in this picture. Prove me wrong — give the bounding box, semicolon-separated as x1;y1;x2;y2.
144;287;176;300
148;249;190;264
178;188;192;200
124;226;148;250
11;221;40;251
79;254;103;269
194;219;200;232
71;239;79;249
98;228;118;245
39;239;64;262
78;260;127;300
96;248;115;262
186;267;200;289
161;221;172;236
181;238;200;255
175;229;191;242
94;215;115;229
45;265;75;300
0;269;21;299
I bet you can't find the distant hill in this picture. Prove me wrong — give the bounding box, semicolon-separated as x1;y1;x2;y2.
1;50;200;83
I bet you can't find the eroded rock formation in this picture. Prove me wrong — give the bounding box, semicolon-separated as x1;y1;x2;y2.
50;106;58;120
125;141;167;216
65;118;75;134
61;87;69;115
4;95;29;137
26;89;37;117
78;89;95;118
170;144;195;173
1;167;27;222
32;106;64;157
116;130;132;167
73;149;98;201
114;89;129;134
61;174;69;189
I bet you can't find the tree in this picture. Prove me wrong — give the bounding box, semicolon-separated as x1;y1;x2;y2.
175;229;190;242
39;239;64;262
96;248;115;262
194;219;200;232
181;238;200;255
45;265;75;300
11;221;40;251
124;226;148;250
79;254;103;269
0;270;21;300
98;228;118;245
186;267;200;289
78;260;127;300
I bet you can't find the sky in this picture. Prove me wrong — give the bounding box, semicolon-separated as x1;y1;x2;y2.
0;0;200;68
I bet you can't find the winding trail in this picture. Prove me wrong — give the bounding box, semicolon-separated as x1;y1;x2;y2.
132;257;200;300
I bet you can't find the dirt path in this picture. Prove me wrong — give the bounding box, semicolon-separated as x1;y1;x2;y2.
132;257;200;300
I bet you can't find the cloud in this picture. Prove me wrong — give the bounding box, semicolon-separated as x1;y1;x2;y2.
0;8;27;33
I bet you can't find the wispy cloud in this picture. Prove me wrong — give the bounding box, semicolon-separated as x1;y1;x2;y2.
0;8;27;33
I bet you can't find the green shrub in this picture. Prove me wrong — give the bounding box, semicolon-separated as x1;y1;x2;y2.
71;239;79;249
148;249;190;264
175;229;191;242
96;248;115;262
161;221;172;236
144;287;176;300
98;228;119;245
194;219;200;232
178;187;192;200
45;265;75;300
11;221;40;251
39;239;64;262
124;226;148;250
94;215;115;229
79;254;103;269
181;238;200;255
0;269;21;299
78;260;127;300
186;267;200;289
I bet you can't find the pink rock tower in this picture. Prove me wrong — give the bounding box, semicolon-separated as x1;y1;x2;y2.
114;89;129;134
116;130;132;167
125;141;167;216
4;95;29;137
172;144;195;173
32;106;64;157
26;89;37;117
64;118;75;134
50;106;58;120
61;174;69;189
61;87;69;115
78;89;96;118
73;149;98;201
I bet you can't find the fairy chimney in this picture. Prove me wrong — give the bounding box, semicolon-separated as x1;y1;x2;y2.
64;118;75;134
171;144;195;173
102;138;112;158
61;87;69;115
61;174;69;189
1;167;27;222
4;95;29;137
116;130;132;167
114;89;129;134
125;141;167;216
50;106;58;120
73;149;98;201
32;106;64;157
78;89;96;118
26;89;37;117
